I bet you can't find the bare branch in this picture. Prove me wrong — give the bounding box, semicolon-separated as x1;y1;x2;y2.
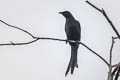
34;37;110;66
36;37;110;66
0;38;39;46
113;64;119;68
85;1;102;12
107;37;116;80
0;36;109;67
0;18;109;67
114;65;120;80
109;37;115;65
85;1;120;39
102;10;120;39
0;20;35;38
112;67;118;75
80;42;109;67
113;37;119;40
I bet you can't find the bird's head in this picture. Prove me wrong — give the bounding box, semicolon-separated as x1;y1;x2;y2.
59;11;73;19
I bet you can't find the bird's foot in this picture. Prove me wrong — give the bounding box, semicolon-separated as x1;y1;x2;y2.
76;40;79;44
75;40;80;46
66;39;69;44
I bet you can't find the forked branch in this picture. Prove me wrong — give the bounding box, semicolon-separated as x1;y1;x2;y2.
85;1;120;39
0;19;109;67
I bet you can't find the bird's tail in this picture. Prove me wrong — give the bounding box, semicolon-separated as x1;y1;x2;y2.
65;45;79;76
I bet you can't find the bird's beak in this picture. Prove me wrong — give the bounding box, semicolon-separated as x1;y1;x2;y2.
59;12;62;14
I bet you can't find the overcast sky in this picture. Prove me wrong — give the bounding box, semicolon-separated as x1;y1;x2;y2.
0;0;120;80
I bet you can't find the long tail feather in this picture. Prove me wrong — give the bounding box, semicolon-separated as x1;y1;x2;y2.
65;45;79;76
71;45;78;74
65;54;72;76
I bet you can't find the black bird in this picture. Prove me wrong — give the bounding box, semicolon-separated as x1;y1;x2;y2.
59;11;81;76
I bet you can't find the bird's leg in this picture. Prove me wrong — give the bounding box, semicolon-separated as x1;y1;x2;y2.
76;40;79;46
76;40;79;44
66;39;69;44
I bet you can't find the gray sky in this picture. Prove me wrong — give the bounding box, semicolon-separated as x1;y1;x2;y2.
0;0;120;80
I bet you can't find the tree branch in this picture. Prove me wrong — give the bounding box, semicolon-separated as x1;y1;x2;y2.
0;19;110;67
110;37;115;65
0;19;109;66
85;1;120;39
0;38;110;67
0;20;36;38
85;1;102;12
108;37;116;80
86;1;120;79
0;38;39;46
80;42;109;67
114;65;120;80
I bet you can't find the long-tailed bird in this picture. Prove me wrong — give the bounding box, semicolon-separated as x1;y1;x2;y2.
59;11;81;76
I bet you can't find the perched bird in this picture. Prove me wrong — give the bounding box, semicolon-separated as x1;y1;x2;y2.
59;11;81;76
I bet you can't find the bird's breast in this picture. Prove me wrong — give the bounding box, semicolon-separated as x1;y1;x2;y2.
65;20;80;41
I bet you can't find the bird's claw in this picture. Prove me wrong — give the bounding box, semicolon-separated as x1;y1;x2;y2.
66;39;69;44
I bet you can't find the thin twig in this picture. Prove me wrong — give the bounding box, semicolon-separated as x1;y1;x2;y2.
0;38;39;46
113;64;119;68
112;67;118;75
86;1;120;80
80;42;109;67
37;37;110;66
0;20;35;38
85;1;120;39
110;37;115;65
102;10;120;39
0;36;110;67
108;37;115;80
113;37;118;40
114;65;120;80
0;19;109;67
85;1;102;12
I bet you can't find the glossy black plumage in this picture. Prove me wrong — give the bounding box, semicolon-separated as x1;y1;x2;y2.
59;11;81;76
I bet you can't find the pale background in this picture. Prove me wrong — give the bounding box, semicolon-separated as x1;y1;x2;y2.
0;0;120;80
